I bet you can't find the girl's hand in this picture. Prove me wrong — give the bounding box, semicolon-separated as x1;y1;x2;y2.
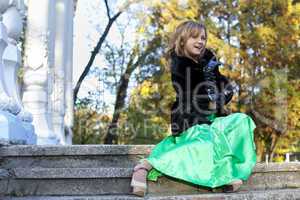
204;57;222;73
208;101;217;110
203;57;221;102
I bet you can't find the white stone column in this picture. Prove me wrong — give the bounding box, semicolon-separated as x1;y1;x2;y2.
51;0;74;145
47;0;57;134
22;0;58;144
64;0;74;145
52;0;73;145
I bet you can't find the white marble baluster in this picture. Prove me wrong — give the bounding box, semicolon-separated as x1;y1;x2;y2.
2;41;21;114
0;0;29;145
64;0;74;145
2;5;36;144
22;0;58;145
0;1;11;112
0;19;10;111
2;7;22;115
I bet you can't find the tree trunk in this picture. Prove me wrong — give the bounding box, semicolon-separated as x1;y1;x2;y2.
103;38;160;144
104;68;134;144
269;133;280;162
255;136;264;162
73;12;122;104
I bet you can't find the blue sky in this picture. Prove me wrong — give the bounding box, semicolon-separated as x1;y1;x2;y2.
73;0;139;113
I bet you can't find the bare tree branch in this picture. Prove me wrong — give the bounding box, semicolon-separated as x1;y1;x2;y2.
74;12;121;103
104;37;160;144
104;0;111;19
73;0;144;104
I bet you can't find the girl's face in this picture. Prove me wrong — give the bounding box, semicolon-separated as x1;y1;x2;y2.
183;29;206;60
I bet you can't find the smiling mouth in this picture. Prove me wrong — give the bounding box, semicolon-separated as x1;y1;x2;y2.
194;46;202;50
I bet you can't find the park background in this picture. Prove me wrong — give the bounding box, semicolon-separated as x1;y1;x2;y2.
71;0;300;163
0;0;299;198
17;0;300;162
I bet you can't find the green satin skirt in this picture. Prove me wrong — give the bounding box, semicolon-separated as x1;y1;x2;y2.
146;112;257;188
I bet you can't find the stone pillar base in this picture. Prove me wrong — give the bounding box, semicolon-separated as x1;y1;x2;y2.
22;122;36;144
0;110;36;145
37;136;59;145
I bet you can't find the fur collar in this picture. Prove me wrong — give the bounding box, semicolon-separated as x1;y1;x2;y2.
171;48;217;68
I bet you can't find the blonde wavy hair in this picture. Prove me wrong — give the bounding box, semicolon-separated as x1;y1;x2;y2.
167;21;207;60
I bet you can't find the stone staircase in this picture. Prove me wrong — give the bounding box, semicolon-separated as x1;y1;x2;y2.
0;145;299;199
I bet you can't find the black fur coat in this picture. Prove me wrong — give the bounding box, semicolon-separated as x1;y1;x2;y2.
170;48;233;136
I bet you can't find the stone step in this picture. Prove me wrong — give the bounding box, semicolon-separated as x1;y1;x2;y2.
0;145;153;168
0;163;299;196
2;188;300;200
0;145;153;156
0;145;299;171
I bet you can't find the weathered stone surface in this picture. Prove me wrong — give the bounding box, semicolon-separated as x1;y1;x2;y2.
148;176;211;195
2;178;131;196
253;162;300;172
148;188;300;200
148;170;300;195
1;145;299;172
243;171;300;190
11;168;132;178
0;155;144;169
2;157;299;171
0;166;298;196
0;145;154;156
0;139;10;146
0;179;8;195
0;145;299;197
1;188;300;200
0;168;9;178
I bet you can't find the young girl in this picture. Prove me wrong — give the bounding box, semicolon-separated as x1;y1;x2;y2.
130;21;257;197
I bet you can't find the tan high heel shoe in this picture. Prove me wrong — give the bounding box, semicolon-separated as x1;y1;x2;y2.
223;179;243;193
131;161;152;197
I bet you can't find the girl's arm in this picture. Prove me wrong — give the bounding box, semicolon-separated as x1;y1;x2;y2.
203;56;221;102
203;56;234;109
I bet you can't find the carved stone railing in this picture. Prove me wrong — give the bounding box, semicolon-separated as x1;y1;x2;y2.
0;0;36;145
22;0;59;145
0;0;74;145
